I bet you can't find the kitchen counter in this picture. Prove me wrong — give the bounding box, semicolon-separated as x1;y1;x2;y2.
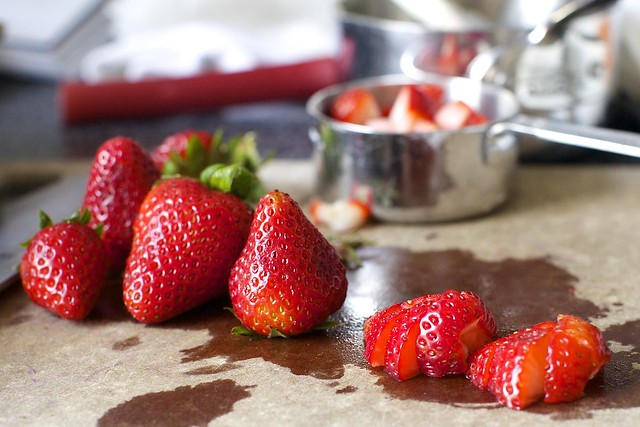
1;160;640;426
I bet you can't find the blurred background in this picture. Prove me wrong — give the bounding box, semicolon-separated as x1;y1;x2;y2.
1;0;640;202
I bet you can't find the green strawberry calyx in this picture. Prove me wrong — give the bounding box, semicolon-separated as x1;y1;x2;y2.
225;307;343;339
200;163;264;202
21;208;103;248
162;130;274;179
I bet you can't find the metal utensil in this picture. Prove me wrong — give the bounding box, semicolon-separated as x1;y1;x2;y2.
306;74;640;223
466;0;618;83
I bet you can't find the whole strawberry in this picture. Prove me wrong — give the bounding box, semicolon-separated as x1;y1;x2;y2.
82;136;159;272
123;166;254;323
229;190;348;337
151;129;213;175
151;129;268;180
20;210;108;320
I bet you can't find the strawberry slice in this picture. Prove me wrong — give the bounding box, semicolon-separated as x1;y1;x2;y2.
330;88;382;125
388;85;435;132
415;83;445;115
363;302;406;367
415;290;497;377
434;101;487;130
484;321;556;410
363;295;434;368
384;301;429;381
544;314;611;403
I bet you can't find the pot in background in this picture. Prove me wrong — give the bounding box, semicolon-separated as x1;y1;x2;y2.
306;74;640;223
306;75;520;223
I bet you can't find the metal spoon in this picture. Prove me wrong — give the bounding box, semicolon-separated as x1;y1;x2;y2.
466;0;617;83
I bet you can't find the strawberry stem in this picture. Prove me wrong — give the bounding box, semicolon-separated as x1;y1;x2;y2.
200;163;259;200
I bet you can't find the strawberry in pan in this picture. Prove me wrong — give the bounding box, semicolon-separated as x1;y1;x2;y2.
363;290;497;381
330;87;382;125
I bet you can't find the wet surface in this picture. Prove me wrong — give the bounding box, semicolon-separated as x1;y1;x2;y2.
165;247;637;418
5;246;637;424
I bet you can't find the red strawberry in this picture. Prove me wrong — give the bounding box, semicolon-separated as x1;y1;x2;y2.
544;314;611;403
330;88;382;125
123;167;254;323
151;129;269;190
383;297;435;380
467;315;610;410
151;129;213;174
19;210;109;320
434;100;488;130
229;190;348;337
388;85;435;132
363;290;497;380
471;321;556;410
364;296;432;368
82;136;159;272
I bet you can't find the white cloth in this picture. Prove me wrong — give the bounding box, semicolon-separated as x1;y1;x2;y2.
80;0;341;83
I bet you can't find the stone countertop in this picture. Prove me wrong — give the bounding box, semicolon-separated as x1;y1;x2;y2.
1;160;640;426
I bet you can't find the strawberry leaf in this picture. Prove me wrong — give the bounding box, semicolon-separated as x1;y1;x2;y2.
312;320;343;331
231;326;264;338
201;164;258;200
267;328;288;338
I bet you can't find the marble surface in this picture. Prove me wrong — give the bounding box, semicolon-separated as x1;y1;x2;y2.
1;160;640;426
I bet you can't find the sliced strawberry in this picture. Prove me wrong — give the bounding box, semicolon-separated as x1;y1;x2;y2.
475;321;556;410
388;85;434;132
308;199;371;233
415;290;497;377
365;117;397;133
434;101;487;130
364;302;407;367
415;83;445;116
330;88;382;125
384;302;428;381
544;314;611;403
467;335;499;390
363;295;434;367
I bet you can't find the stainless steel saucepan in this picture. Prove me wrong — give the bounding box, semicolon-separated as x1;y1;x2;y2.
306;74;640;223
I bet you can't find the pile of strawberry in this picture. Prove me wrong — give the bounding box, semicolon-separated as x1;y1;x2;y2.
329;83;488;133
364;290;611;410
19;130;348;337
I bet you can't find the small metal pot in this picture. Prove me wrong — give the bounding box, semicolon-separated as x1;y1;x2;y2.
306;74;640;223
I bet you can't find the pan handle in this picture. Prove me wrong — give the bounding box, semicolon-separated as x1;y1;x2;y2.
487;115;640;159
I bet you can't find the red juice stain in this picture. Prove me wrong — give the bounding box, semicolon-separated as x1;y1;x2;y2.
97;380;253;427
91;247;638;417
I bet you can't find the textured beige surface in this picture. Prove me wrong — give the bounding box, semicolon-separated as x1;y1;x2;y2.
1;161;640;426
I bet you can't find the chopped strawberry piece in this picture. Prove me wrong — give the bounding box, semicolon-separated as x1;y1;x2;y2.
434;101;474;130
308;199;371;233
544;314;611;403
389;85;434;132
365;117;397;133
330;88;382;125
415;83;445;116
